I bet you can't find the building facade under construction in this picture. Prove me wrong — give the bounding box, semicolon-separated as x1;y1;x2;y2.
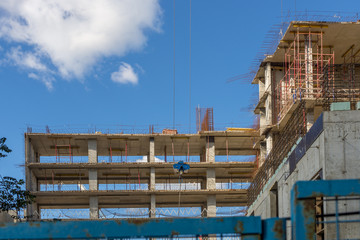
25;112;258;219
248;21;360;239
21;19;360;239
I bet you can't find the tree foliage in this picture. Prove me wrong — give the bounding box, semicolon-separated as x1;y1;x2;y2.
0;177;35;213
0;137;12;158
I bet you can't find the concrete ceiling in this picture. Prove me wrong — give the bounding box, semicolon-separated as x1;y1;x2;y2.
27;130;259;157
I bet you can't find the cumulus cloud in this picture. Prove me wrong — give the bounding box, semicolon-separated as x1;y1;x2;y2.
111;62;138;85
0;0;161;88
7;47;47;72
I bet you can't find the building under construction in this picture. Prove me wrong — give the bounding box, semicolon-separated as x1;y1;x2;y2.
21;20;360;239
25;108;258;219
248;20;360;239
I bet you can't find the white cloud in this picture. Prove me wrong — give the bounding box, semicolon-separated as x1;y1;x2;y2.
7;47;47;71
28;72;55;91
111;62;139;85
0;0;161;88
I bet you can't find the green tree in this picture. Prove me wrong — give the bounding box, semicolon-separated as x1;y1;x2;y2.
0;137;12;158
0;137;35;219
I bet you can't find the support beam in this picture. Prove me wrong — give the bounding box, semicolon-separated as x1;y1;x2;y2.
148;137;155;163
88;139;98;219
207;195;216;217
206;168;216;217
149;167;155;191
25;136;39;220
205;136;215;163
89;197;99;219
149;194;156;218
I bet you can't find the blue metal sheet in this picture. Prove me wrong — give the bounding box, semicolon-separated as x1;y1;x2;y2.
305;113;323;151
262;218;287;240
293;179;360;199
0;217;262;239
294;137;306;165
291;179;360;240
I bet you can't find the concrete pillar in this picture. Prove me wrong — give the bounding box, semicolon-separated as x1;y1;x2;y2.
206;169;216;190
149;167;155;190
89;197;99;219
149;194;156;218
265;63;272;126
148;137;155;163
88;139;97;163
259;141;267;166
205;136;215;163
265;62;271;90
305;34;313;97
25;136;39;220
89;170;98;190
206;168;216;217
206;195;216;217
88;139;98;219
260;108;266;133
266;133;273;156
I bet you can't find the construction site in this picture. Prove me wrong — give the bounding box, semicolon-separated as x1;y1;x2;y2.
2;17;360;240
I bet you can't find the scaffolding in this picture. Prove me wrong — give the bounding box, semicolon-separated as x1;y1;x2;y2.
248;101;307;205
275;29;335;122
196;107;214;132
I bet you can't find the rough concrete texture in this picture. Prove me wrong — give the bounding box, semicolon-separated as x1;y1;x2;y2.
323;110;360;239
207;195;216;217
205;138;215;163
248;110;360;239
149;167;155;190
330;102;351;111
148;137;155;163
88;139;97;163
206;168;216;190
150;194;156;218
89;169;98;191
89;197;99;219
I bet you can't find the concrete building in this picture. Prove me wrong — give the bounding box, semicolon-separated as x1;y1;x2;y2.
25;130;258;219
248;21;360;239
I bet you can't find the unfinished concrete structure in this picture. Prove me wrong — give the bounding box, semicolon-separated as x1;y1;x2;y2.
248;21;360;239
25;129;259;219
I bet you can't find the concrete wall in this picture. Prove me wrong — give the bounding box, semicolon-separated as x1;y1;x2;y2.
247;110;360;239
0;211;15;223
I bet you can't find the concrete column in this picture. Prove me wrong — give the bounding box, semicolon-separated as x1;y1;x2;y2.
88;139;97;163
206;168;216;217
205;136;215;163
149;167;155;190
265;63;272;126
266;133;273;156
206;169;216;190
265;62;271;90
89;197;99;219
25;136;39;220
149;194;156;218
89;170;98;190
206;195;216;217
260;108;266;133
259;141;267;166
88;139;98;219
305;35;313;97
148;137;155;163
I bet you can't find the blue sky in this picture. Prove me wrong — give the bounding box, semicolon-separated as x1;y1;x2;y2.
1;0;359;179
